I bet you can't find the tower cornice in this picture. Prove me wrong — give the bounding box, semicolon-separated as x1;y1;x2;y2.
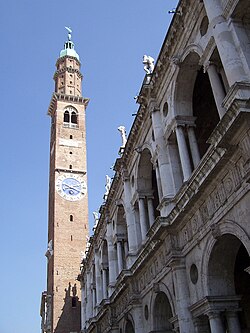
53;67;83;80
56;55;81;67
47;92;90;116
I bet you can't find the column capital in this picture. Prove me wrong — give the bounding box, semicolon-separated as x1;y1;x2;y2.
208;311;221;319
148;98;160;114
203;60;219;73
168;255;186;270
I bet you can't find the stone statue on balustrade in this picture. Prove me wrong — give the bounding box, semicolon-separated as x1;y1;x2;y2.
143;55;155;74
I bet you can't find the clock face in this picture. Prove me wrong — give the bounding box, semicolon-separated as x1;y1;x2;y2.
56;174;87;201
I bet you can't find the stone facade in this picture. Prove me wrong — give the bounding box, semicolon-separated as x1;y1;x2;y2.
41;36;89;333
79;0;250;332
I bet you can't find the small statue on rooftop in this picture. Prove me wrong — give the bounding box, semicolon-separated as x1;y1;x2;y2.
65;26;72;41
93;211;99;230
105;175;111;196
143;55;155;74
118;125;127;148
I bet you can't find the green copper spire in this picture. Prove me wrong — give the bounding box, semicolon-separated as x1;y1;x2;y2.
60;27;80;61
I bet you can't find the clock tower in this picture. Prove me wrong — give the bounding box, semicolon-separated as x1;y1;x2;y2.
41;30;89;333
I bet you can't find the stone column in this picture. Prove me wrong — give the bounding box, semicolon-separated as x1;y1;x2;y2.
102;268;108;299
92;286;96;315
94;251;102;304
187;126;200;168
117;241;123;274
106;220;117;295
155;163;163;200
193;317;210;333
124;241;128;259
171;259;194;333
226;311;241;333
208;312;224;333
86;271;92;321
147;197;155;226
205;62;226;118
132;305;144;333
123;175;139;254
138;197;148;241
80;281;86;331
203;0;249;86
151;106;175;198
175;126;192;181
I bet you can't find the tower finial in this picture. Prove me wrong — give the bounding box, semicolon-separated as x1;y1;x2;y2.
60;27;79;61
65;26;72;41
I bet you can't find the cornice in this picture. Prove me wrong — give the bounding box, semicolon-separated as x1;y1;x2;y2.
55;55;81;67
47;92;89;116
53;67;83;80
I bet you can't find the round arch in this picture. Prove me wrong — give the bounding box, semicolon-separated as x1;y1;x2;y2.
201;223;250;330
201;220;250;295
149;282;175;332
122;314;135;333
174;50;201;117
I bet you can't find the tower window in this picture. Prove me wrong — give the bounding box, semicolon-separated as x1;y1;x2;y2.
71;235;73;241
69;165;72;169
71;111;77;124
72;296;77;308
63;107;78;128
70;215;73;222
70;135;73;139
64;111;70;123
69;151;72;155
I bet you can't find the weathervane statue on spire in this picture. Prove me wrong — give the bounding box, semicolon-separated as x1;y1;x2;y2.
65;26;72;41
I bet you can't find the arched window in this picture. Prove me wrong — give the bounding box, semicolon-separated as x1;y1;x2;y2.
64;110;70;123
63;107;78;128
71;111;77;124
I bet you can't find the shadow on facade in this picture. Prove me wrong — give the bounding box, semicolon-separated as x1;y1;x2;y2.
54;282;81;333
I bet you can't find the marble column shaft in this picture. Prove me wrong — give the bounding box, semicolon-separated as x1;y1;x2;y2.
206;63;226;118
226;311;241;333
117;241;123;273
151;108;174;197
175;126;192;181
147;197;155;226
138;197;148;241
187;126;200;168
86;271;93;320
94;252;102;304
123;178;138;253
172;260;194;333
203;0;249;86
107;221;118;288
208;312;224;333
102;268;107;299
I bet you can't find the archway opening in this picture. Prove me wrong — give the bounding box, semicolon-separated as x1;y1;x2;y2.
137;148;160;229
153;292;173;332
115;205;129;270
125;319;135;333
193;69;219;157
208;234;250;331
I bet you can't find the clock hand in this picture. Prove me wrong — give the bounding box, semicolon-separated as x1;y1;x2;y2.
62;184;81;191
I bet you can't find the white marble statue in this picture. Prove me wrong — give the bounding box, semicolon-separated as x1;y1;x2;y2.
118;125;127;148
93;211;99;230
143;55;155;74
47;240;53;256
105;175;111;196
65;26;72;41
86;235;91;251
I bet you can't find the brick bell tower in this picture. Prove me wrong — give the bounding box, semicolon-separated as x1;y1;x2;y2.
40;28;89;333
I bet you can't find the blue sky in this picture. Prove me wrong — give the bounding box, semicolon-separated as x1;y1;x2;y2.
0;1;178;332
